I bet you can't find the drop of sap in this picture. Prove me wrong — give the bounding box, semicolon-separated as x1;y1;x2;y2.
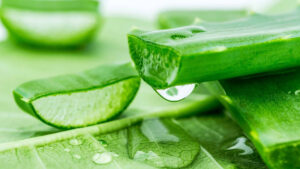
64;148;71;152
155;84;195;101
69;139;82;146
295;90;300;96
227;137;253;155
92;152;118;164
73;154;81;159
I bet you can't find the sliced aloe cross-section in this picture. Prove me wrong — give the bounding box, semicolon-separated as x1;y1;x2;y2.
1;0;101;47
13;63;140;129
128;8;300;89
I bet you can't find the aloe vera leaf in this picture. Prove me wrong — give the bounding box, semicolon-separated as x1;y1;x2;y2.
0;110;267;169
211;68;300;169
0;17;152;143
13;63;141;129
157;9;249;29
0;0;101;47
128;9;300;89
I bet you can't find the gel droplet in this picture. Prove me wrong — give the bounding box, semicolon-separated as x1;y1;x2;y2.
92;152;118;164
156;84;195;101
69;139;82;146
73;154;81;159
227;137;253;155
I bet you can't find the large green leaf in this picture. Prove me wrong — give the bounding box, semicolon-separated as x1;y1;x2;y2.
0;108;266;169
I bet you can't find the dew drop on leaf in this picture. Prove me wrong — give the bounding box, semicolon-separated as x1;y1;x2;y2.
69;139;82;146
92;152;116;164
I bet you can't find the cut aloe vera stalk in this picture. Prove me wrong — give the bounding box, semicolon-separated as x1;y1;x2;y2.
207;68;300;169
13;63;140;129
1;0;101;47
128;8;300;89
158;9;249;29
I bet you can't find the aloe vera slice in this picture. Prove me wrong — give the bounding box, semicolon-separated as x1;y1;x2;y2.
0;0;101;47
158;9;249;29
13;63;140;129
128;9;300;89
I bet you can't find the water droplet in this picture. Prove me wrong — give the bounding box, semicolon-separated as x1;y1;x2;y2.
92;152;114;164
156;84;195;101
69;139;82;146
295;90;300;96
98;139;108;147
227;137;253;155
141;119;179;142
73;154;81;159
134;151;160;161
64;148;71;152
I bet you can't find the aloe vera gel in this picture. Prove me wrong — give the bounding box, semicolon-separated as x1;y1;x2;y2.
14;63;140;128
1;0;101;47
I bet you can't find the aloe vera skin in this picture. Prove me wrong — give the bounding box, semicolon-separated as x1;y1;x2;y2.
215;68;300;169
128;9;300;89
158;9;249;29
13;63;140;129
0;0;101;48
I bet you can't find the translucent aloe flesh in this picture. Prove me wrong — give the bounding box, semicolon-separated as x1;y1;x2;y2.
0;0;101;47
128;8;300;89
13;63;141;129
157;9;249;29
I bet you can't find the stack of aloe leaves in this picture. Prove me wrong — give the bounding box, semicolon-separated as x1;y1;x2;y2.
0;1;299;169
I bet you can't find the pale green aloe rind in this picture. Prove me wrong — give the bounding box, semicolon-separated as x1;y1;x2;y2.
217;68;300;169
129;8;300;89
0;0;101;47
157;9;249;29
13;63;141;129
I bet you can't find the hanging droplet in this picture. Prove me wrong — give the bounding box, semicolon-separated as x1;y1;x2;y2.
155;84;195;101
